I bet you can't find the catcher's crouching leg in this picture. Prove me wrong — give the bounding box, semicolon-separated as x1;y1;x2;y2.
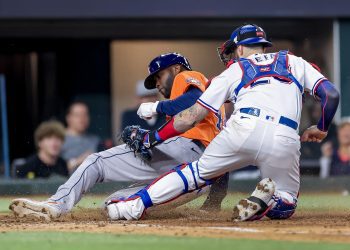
200;172;229;211
106;162;209;220
266;191;297;220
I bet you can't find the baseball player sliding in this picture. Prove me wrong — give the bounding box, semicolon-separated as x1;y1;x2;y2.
9;53;227;221
105;24;339;221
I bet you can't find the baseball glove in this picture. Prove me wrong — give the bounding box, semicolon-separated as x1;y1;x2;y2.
121;125;152;161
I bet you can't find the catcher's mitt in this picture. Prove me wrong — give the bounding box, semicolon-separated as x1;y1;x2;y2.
121;125;152;161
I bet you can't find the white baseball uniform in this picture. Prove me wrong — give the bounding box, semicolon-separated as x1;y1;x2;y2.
195;52;326;197
108;51;328;220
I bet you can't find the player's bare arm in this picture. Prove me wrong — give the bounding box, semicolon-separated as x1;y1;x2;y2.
173;103;209;132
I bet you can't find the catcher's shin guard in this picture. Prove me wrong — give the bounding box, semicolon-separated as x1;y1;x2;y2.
266;193;297;220
107;162;208;220
138;163;208;207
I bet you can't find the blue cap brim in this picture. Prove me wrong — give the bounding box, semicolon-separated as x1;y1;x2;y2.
236;37;273;47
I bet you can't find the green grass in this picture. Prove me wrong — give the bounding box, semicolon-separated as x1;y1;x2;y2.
0;232;349;250
2;192;350;213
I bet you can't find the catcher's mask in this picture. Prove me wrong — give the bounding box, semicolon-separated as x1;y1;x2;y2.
217;24;273;66
217;39;237;66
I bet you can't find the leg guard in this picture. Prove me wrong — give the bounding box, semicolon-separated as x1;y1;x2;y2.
103;184;147;208
107;162;211;220
136;163;210;208
266;191;297;220
148;186;210;214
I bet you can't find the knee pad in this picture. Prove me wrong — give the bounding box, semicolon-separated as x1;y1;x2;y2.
266;195;297;220
126;162;213;211
173;162;213;192
123;163;204;210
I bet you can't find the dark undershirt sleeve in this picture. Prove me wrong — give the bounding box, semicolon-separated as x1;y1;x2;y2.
314;80;340;132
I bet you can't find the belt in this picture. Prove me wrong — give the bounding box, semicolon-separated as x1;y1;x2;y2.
239;107;298;130
192;139;206;151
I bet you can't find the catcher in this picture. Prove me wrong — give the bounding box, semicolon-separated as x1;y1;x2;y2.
10;52;227;221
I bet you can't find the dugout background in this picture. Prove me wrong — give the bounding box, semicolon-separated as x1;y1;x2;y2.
0;0;349;173
0;19;334;163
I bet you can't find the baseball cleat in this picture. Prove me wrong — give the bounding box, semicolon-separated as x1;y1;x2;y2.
9;198;61;221
232;178;276;222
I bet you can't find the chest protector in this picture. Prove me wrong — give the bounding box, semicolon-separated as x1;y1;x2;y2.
233;50;303;100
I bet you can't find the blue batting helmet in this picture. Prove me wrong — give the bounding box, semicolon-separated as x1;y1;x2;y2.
144;52;192;89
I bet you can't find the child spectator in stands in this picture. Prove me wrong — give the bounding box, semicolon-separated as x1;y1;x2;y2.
320;118;350;178
61;101;101;173
16;121;68;179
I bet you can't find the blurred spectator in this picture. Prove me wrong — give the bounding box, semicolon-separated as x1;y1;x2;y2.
320;118;350;178
16;121;68;179
121;80;166;131
61;101;101;173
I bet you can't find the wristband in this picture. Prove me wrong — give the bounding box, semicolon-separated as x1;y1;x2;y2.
144;118;182;148
157;118;181;141
144;130;162;148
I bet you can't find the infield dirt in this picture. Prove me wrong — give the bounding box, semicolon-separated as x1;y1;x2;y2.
1;206;350;244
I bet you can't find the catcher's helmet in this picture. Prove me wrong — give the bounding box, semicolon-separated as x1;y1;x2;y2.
144;52;192;89
218;24;272;65
231;24;272;47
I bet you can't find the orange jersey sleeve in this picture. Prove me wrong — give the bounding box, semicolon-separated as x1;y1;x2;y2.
170;71;207;100
169;71;225;147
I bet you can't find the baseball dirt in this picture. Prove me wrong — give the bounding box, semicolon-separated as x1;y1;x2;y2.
1;206;350;244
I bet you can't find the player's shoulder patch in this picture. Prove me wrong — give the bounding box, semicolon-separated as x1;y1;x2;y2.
175;71;207;92
185;77;202;86
184;71;207;85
